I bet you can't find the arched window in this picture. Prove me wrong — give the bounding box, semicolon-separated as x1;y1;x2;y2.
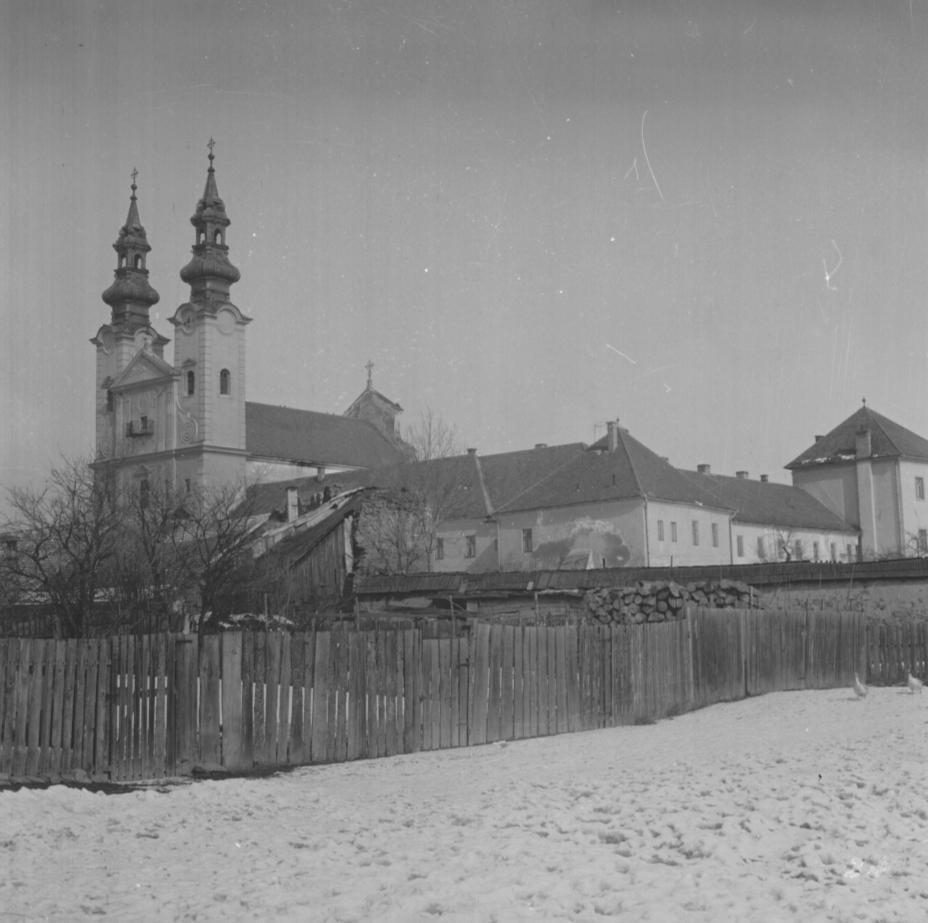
198;230;205;245
219;368;231;395
186;370;195;396
214;229;223;245
133;254;143;269
119;255;126;268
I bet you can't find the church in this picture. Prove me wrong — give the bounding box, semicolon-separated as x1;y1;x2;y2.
90;143;412;500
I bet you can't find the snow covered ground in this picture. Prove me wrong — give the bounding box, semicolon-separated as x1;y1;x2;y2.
2;686;927;922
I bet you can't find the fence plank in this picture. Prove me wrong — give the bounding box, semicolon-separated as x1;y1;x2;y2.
311;632;330;763
500;626;514;742
221;633;244;771
402;629;419;753
289;634;306;765
469;622;490;746
173;638;198;777
252;632;267;766
299;632;316;762
347;632;364;762
152;634;167;778
263;633;281;766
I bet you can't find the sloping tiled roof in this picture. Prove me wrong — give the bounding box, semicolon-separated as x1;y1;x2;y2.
478;444;587;511
494;429;729;513
680;470;857;532
786;405;928;469
246;402;406;469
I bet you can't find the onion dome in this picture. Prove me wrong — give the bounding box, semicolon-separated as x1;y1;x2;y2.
179;139;241;302
102;169;160;329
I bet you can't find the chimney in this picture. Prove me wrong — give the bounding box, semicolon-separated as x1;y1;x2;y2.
736;470;748;479
286;486;299;523
607;419;618;453
467;447;477;456
855;427;872;458
815;434;824;442
534;443;547;449
760;474;769;483
697;463;711;475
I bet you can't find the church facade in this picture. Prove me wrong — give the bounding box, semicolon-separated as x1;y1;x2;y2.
91;146;410;500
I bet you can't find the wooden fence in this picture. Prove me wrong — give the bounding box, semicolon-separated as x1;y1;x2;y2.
0;607;923;785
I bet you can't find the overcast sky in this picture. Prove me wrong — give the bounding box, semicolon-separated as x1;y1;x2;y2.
2;0;927;511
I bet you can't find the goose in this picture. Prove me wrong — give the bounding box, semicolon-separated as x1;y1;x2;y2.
853;673;868;698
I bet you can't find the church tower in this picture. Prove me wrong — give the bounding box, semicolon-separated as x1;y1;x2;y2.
168;140;251;488
91;171;176;495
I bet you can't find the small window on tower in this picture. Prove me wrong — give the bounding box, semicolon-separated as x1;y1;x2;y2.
133;254;142;269
186;371;195;396
214;229;222;244
119;255;126;268
219;369;231;395
198;230;205;245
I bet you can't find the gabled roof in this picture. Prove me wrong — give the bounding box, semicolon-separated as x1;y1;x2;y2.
680;470;857;533
245;402;407;469
344;387;404;415
109;349;177;389
787;405;928;469
494;429;728;513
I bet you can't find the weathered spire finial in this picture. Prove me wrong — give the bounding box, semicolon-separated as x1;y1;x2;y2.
130;167;138;196
207;137;216;170
366;360;374;390
862;397;867;407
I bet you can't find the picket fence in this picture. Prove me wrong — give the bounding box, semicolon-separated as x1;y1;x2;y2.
1;607;922;785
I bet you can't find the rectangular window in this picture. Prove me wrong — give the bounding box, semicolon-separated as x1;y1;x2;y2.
813;541;820;562
736;535;744;558
670;521;678;543
794;539;803;560
465;535;476;558
106;389;114;412
521;528;533;553
757;536;766;559
692;520;699;546
436;537;444;561
711;523;719;548
830;542;837;562
917;477;925;500
847;543;854;562
657;520;665;541
919;530;928;554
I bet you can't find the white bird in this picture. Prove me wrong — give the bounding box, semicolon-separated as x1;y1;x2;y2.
906;673;923;694
853;673;868;698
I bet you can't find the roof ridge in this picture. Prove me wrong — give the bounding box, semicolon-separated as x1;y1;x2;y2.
614;428;646;498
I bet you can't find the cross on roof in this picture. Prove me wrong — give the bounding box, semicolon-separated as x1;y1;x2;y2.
366;360;374;389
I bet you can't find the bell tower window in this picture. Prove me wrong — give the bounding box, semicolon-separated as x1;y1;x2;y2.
186;371;195;395
198;230;205;245
133;254;143;269
219;368;231;395
214;229;222;245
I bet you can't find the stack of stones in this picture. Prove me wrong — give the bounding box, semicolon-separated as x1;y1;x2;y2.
584;579;760;625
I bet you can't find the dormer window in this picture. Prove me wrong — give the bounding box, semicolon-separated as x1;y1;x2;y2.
219;368;230;395
186;370;195;395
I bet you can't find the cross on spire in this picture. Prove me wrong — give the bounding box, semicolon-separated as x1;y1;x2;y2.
365;360;374;389
207;137;216;168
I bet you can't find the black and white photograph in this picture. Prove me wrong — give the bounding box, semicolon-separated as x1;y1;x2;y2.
1;1;927;919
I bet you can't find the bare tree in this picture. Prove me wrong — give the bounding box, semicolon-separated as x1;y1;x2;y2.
356;408;473;574
0;459;120;637
169;481;267;634
404;406;462;461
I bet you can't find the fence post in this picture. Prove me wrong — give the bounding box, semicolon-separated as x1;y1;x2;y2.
171;636;198;776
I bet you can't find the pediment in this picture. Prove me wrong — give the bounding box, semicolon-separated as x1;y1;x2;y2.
111;350;178;391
